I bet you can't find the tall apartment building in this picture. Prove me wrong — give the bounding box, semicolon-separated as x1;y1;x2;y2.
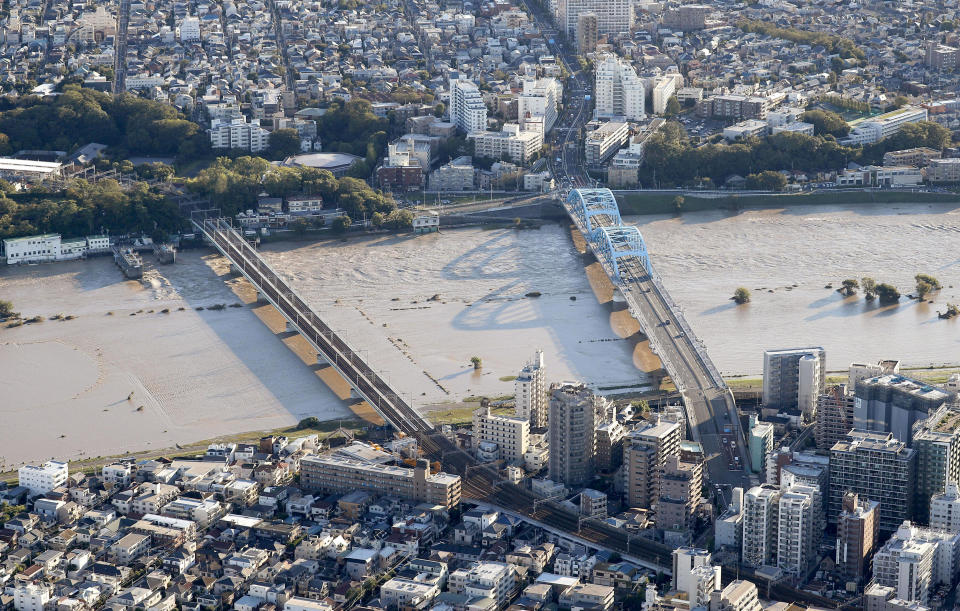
926;42;960;70
472;405;530;465
912;406;960;523
179;16;200;42
208;117;270;152
576;12;598;53
872;521;960;606
829;431;917;532
747;414;773;475
698;95;769;121
815;384;855;450
18;461;69;496
780;463;828;538
709;580;762;611
594;54;645;121
672;548;719;608
517;78;562;134
762;347;825;417
595;419;625;473
13;584;50;611
301;456;461;508
854;374;954;445
448;562;516;608
623;420;681;509
930;483;960;532
849;360;901;392
584;121;629;166
554;0;632;37
516;351;547;428
836;492;879;582
776;485;818;577
548;383;603;486
469;124;543;164
742;485;780;568
661;4;709;30
449;74;488;134
657;455;703;530
651;75;680;115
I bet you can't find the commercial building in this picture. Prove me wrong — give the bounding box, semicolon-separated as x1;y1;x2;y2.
554;0;633;37
473;404;530;465
912;406;960;523
19;461;69;496
594;54;645;121
585;121;629;167
516;351;547;428
747;415;773;475
836;492;880;582
872;520;960;605
657;455;702;530
844;107;929;145
829;431;916;532
762;347;826;418
815;385;855;451
469;124;543;164
576;12;598;53
722;120;768;141
742;485;780;568
930;482;960;533
854;374;953;445
836;165;924;188
672;548;719;608
449;74;488;135
430;156;475;191
0;158;63;182
883;147;941;167
623;420;681;509
517;78;562;133
849;360;901;391
301;455;461;508
548;383;603;486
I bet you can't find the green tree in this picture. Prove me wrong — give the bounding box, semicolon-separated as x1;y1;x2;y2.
800;109;850;137
664;96;681;118
840;278;859;296
0;299;15;317
917;280;934;299
331;215;352;234
672;195;684;213
861;276;877;300
746;170;787;191
470;356;482;369
876;283;901;304
371;211;385;228
269;128;302;159
915;273;941;290
733;287;751;304
892;95;910;109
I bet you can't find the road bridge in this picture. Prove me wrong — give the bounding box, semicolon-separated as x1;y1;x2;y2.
564;188;753;493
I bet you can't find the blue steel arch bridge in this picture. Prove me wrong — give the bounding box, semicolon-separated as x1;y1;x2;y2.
563;188;753;492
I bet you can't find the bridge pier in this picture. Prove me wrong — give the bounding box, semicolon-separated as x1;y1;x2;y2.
230;263;241;274
317;353;329;366
256;290;268;304
286;321;297;333
349;387;361;400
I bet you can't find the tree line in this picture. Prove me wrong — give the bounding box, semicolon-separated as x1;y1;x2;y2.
639;117;952;188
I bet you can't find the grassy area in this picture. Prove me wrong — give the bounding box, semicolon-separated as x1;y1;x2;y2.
616;190;960;215
426;403;515;426
499;375;518;382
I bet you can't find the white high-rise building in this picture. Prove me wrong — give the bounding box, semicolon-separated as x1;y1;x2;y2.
651;75;680;114
776;485;817;577
742;485;780;568
179;16;200;42
449;74;488;135
872;521;960;605
18;461;68;496
554;0;633;37
208;117;270;152
594;54;645;121
930;483;960;533
516;351;547;428
473;405;530;465
672;548;719;607
518;78;563;134
13;584;50;611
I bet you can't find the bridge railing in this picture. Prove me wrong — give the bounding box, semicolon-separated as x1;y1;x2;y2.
198;218;432;433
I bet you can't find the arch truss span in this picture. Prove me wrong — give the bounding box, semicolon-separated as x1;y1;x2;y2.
567;188;621;233
594;225;651;281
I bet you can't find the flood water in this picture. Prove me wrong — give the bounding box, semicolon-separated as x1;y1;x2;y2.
626;203;960;375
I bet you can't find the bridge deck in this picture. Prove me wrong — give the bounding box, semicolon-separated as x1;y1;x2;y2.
196;217;432;434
